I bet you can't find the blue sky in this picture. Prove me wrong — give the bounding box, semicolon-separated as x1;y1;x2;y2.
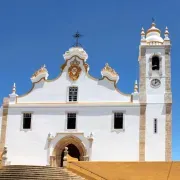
0;0;179;160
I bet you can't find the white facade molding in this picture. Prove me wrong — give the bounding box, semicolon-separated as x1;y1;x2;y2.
63;47;88;61
101;63;119;83
9;102;139;108
31;65;49;83
48;132;92;161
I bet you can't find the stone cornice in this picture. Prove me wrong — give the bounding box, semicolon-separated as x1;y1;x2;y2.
9;102;140;108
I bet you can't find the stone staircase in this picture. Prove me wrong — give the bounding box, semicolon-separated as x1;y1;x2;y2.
0;165;86;180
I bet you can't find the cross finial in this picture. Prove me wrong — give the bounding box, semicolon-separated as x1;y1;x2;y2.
152;17;155;23
73;31;82;47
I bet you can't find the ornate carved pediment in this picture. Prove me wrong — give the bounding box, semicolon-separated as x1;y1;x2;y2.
101;63;119;83
31;65;49;83
68;59;82;81
63;47;88;61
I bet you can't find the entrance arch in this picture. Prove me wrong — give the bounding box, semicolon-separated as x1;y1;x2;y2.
60;144;80;167
52;135;87;167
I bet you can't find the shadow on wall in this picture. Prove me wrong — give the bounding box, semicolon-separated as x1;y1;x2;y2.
33;81;45;91
98;78;116;91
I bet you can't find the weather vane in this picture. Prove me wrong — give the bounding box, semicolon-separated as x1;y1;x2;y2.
73;31;83;47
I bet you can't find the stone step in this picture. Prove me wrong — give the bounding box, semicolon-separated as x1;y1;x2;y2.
0;165;85;180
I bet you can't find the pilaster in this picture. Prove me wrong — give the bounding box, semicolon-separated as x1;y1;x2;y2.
0;98;9;152
139;49;146;161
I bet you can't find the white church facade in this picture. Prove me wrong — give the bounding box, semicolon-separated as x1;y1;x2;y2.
0;22;172;166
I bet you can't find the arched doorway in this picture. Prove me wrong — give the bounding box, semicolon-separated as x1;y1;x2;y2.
60;144;80;167
52;135;87;167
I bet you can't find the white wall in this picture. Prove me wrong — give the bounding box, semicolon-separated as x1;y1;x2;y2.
145;104;166;161
144;47;166;161
145;48;166;98
5;55;140;165
6;105;140;165
16;57;131;104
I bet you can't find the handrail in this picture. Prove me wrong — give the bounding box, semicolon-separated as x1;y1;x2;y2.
167;161;173;180
68;161;108;180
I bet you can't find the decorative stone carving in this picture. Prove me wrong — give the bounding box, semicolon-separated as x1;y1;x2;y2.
87;132;93;141
146;22;163;44
132;80;139;102
9;83;18;104
101;63;119;83
68;59;82;81
1;147;7;166
31;65;49;83
134;80;138;93
63;47;88;61
164;27;170;43
47;133;54;147
51;134;88;167
63;147;68;167
87;132;94;148
84;63;89;72
141;27;146;43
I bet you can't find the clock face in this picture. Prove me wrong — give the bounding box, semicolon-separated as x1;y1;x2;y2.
151;79;161;88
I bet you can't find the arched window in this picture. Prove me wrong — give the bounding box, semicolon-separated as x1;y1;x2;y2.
152;56;160;70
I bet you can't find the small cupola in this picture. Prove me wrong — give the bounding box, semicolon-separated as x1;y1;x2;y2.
146;21;163;44
63;47;88;61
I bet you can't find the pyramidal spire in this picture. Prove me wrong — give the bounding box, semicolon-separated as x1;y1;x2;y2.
9;82;18;103
12;83;16;94
141;27;145;41
164;26;170;41
134;80;138;93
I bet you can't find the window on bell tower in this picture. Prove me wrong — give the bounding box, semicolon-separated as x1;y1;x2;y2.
152;56;160;70
154;118;157;133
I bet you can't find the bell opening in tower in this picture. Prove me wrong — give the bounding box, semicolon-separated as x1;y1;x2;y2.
152;56;160;70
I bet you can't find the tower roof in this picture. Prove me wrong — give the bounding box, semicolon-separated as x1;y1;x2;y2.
146;22;163;43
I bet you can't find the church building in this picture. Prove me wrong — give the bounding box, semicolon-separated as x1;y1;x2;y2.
0;22;172;167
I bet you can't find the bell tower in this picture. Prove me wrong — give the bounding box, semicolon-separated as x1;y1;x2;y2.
138;21;172;161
